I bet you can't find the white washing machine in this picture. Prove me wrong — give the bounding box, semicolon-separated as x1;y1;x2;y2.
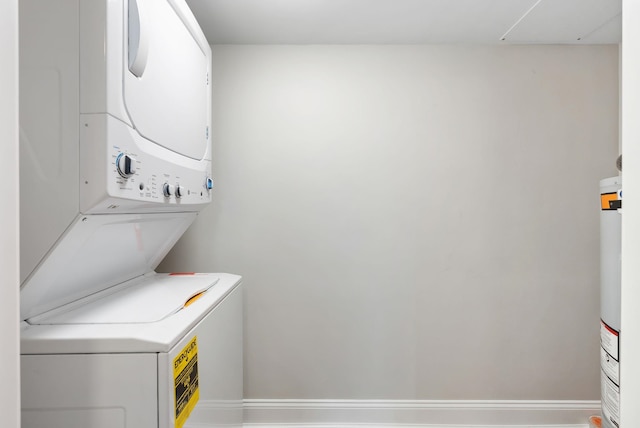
21;272;243;428
19;1;242;427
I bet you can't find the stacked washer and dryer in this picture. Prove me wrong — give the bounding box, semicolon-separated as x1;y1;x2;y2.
19;1;242;427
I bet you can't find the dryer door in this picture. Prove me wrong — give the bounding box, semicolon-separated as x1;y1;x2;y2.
124;0;210;161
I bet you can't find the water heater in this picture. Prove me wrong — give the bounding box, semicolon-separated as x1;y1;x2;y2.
600;176;621;428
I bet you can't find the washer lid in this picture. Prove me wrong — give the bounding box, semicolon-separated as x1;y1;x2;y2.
21;273;242;354
20;212;197;322
30;273;219;325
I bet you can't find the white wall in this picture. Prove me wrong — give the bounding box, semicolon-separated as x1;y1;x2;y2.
621;0;640;425
0;0;21;426
160;45;619;400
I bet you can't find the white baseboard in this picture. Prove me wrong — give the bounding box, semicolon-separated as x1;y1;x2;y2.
244;426;589;428
184;399;243;427
242;399;601;427
243;426;589;428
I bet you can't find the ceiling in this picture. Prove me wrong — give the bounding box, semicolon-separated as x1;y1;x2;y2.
186;0;621;45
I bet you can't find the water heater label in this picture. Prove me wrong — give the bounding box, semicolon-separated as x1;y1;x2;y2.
601;371;620;428
601;192;621;210
174;336;200;428
600;320;620;428
600;321;619;360
601;347;619;386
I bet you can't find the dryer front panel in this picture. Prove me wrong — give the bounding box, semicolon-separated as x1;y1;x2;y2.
78;0;212;214
124;0;210;161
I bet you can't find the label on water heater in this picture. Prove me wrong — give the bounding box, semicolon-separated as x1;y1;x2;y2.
601;321;619;360
602;372;620;428
601;347;619;386
600;320;620;428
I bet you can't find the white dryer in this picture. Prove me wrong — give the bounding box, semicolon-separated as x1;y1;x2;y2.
19;1;242;427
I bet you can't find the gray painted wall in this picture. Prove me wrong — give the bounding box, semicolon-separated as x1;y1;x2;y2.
159;45;619;400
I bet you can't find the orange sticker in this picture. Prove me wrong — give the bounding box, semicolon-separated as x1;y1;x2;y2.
601;193;618;210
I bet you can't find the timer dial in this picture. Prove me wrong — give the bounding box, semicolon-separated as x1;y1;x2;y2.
116;153;136;178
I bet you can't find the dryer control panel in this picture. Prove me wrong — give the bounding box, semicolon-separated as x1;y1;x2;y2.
80;114;212;214
111;147;211;204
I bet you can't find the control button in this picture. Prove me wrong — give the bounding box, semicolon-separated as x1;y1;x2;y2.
116;153;136;178
163;183;174;197
176;185;186;198
206;178;213;190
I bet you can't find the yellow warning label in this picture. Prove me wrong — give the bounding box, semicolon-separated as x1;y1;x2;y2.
174;336;199;428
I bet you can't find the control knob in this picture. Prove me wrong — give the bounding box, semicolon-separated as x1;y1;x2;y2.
163;183;175;197
176;185;186;199
116;153;136;178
